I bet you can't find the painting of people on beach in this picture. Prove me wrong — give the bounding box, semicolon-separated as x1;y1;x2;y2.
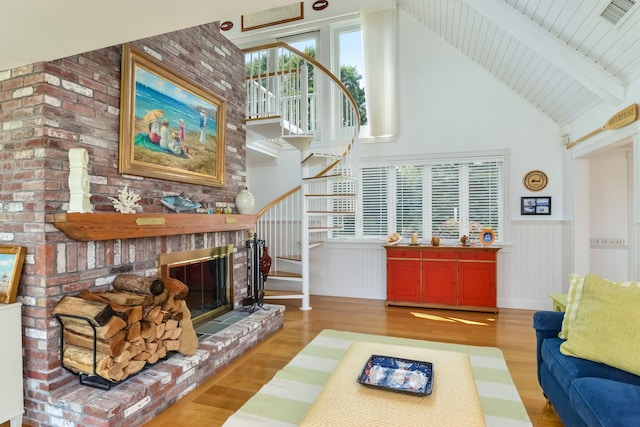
119;44;226;187
0;246;26;304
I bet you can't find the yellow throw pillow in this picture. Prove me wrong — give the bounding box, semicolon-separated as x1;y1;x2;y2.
560;274;640;376
558;273;585;339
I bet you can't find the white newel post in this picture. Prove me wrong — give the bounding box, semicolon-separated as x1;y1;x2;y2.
67;148;93;213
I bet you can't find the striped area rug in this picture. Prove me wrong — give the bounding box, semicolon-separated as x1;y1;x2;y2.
223;329;532;426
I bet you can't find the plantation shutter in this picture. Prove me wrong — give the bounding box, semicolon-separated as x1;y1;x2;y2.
468;161;502;239
396;166;423;237
361;167;388;237
431;164;460;239
336;155;504;242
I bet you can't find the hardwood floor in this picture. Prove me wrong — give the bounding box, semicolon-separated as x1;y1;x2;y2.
144;296;563;427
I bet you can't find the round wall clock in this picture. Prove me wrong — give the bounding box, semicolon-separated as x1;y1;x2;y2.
523;170;548;191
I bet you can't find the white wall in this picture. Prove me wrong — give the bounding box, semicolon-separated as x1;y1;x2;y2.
564;74;640;282
248;149;301;211
248;8;568;309
589;148;630;281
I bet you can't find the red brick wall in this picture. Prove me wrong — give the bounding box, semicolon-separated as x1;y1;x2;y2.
0;22;248;426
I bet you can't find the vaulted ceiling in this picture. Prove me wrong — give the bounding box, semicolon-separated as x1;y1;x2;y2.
398;0;640;124
2;0;639;126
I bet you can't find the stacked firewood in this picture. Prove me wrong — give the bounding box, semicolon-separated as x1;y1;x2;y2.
53;274;199;382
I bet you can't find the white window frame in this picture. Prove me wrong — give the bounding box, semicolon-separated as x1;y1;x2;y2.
333;150;508;244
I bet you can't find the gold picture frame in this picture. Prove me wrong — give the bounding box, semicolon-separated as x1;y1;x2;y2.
119;44;226;187
0;246;26;304
241;2;304;32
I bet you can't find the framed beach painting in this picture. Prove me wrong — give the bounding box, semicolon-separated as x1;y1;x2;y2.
119;44;226;187
0;246;26;304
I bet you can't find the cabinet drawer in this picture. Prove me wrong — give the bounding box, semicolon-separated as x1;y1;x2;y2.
459;251;496;261
386;249;421;259
421;250;457;260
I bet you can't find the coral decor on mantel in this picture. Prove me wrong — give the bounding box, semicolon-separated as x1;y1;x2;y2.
108;186;141;213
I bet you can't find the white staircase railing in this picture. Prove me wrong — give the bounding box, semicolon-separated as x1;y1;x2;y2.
245;42;360;310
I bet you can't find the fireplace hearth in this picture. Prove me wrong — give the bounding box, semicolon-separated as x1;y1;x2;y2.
45;304;284;426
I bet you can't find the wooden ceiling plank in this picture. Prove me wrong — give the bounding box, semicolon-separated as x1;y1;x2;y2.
462;0;625;105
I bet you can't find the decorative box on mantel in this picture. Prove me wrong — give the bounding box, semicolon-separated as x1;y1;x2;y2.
50;212;259;241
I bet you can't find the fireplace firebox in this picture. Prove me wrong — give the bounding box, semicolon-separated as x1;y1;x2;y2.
158;245;234;324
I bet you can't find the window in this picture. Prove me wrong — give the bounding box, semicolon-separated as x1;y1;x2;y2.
334;22;367;126
335;157;504;243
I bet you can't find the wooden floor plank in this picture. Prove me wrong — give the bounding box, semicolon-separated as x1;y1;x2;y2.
139;295;563;426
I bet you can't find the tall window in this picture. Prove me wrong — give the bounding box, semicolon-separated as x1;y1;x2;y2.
338;157;504;242
334;23;367;126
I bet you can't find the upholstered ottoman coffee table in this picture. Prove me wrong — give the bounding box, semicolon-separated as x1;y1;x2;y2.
224;329;532;426
300;342;485;426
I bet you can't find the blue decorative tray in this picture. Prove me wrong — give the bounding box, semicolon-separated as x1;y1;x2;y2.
357;354;433;396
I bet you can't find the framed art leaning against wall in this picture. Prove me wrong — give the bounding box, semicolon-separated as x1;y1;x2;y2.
119;44;226;187
0;246;26;304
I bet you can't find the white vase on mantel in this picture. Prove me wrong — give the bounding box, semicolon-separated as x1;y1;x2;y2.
235;188;255;214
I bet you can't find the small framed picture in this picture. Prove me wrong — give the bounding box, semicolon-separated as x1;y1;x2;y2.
0;246;26;304
521;197;551;215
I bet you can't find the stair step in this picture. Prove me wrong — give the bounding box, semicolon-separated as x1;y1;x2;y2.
263;290;304;300
267;270;303;281
277;255;301;262
301;152;342;166
281;134;314;151
303;174;356;183
246;116;283;139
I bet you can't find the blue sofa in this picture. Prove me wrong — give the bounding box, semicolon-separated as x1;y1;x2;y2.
533;311;640;426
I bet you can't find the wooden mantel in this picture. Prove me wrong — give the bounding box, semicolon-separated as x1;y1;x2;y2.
51;212;259;241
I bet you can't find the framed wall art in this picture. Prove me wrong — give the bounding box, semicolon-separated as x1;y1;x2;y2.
521;196;551;215
0;246;26;304
241;2;304;32
119;44;226;187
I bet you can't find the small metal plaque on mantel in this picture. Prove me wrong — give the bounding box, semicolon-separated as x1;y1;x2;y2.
225;217;238;224
136;217;166;226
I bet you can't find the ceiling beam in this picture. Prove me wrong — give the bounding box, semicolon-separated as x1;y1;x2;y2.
462;0;625;106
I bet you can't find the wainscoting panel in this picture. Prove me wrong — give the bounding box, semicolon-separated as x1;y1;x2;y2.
501;221;566;310
310;242;388;300
307;222;566;310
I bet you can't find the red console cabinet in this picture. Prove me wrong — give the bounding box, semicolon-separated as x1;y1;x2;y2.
421;250;457;305
385;245;499;313
458;251;497;307
386;249;421;302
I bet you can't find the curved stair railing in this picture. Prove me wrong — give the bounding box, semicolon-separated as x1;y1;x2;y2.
244;42;360;310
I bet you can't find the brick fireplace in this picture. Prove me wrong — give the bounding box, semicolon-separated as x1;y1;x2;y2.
0;20;271;427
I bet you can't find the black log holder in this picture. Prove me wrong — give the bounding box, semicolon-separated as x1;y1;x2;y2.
243;233;269;312
55;313;116;390
55;313;171;390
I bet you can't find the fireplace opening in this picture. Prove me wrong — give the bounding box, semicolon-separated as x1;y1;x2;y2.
158;245;234;325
